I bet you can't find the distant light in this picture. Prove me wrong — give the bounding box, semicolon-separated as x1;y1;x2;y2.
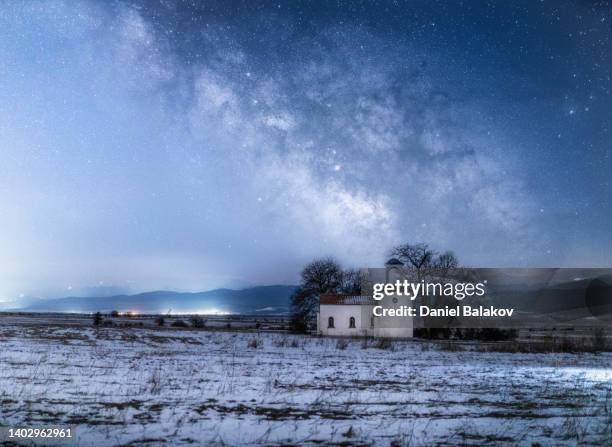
174;309;230;315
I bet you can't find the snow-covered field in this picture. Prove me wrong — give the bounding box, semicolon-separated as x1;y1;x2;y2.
0;323;611;446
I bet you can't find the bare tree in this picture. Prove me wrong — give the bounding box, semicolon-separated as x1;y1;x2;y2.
300;257;344;294
390;243;437;280
390;243;463;337
340;268;363;295
391;243;460;281
289;287;317;333
290;258;356;333
434;251;459;277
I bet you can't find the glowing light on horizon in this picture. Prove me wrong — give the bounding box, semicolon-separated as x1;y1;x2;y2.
173;309;230;316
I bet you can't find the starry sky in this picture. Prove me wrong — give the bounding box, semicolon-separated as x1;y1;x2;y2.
0;0;610;300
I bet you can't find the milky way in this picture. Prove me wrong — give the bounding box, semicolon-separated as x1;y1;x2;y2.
0;1;610;299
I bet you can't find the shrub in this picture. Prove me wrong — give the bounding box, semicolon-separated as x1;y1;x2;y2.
360;337;373;349
416;327;518;341
452;328;472;340
413;328;428;338
92;312;103;327
473;337;605;354
414;328;449;339
273;337;286;348
171;319;188;328
289;312;309;333
475;328;518;341
110;310;119;317
336;338;349;350
432;328;452;339
374;338;394;350
155;316;165;327
560;337;578;353
190;315;205;328
275;337;300;348
593;328;607;352
437;341;463;352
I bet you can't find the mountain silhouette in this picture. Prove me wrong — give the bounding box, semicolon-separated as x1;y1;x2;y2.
15;285;297;314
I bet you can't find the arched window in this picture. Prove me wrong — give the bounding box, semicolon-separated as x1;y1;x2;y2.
349;316;356;328
328;316;334;328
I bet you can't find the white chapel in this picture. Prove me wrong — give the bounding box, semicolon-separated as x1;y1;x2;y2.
316;258;413;338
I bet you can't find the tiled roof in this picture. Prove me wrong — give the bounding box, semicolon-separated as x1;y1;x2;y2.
320;294;375;305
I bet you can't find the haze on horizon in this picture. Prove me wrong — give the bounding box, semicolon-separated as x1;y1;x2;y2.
0;1;610;302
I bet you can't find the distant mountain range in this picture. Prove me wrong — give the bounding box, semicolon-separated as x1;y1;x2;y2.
12;285;297;315
9;275;611;318
487;275;612;319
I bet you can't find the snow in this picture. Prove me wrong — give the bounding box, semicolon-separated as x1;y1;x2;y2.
0;324;610;445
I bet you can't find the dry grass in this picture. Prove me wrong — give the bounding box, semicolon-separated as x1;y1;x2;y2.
0;322;610;445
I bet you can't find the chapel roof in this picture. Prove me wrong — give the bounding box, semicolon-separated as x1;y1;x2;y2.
320;294;376;305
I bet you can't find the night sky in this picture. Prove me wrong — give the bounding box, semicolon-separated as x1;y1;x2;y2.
1;1;610;300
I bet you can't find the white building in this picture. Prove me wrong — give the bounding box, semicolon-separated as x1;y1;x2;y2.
316;259;413;338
